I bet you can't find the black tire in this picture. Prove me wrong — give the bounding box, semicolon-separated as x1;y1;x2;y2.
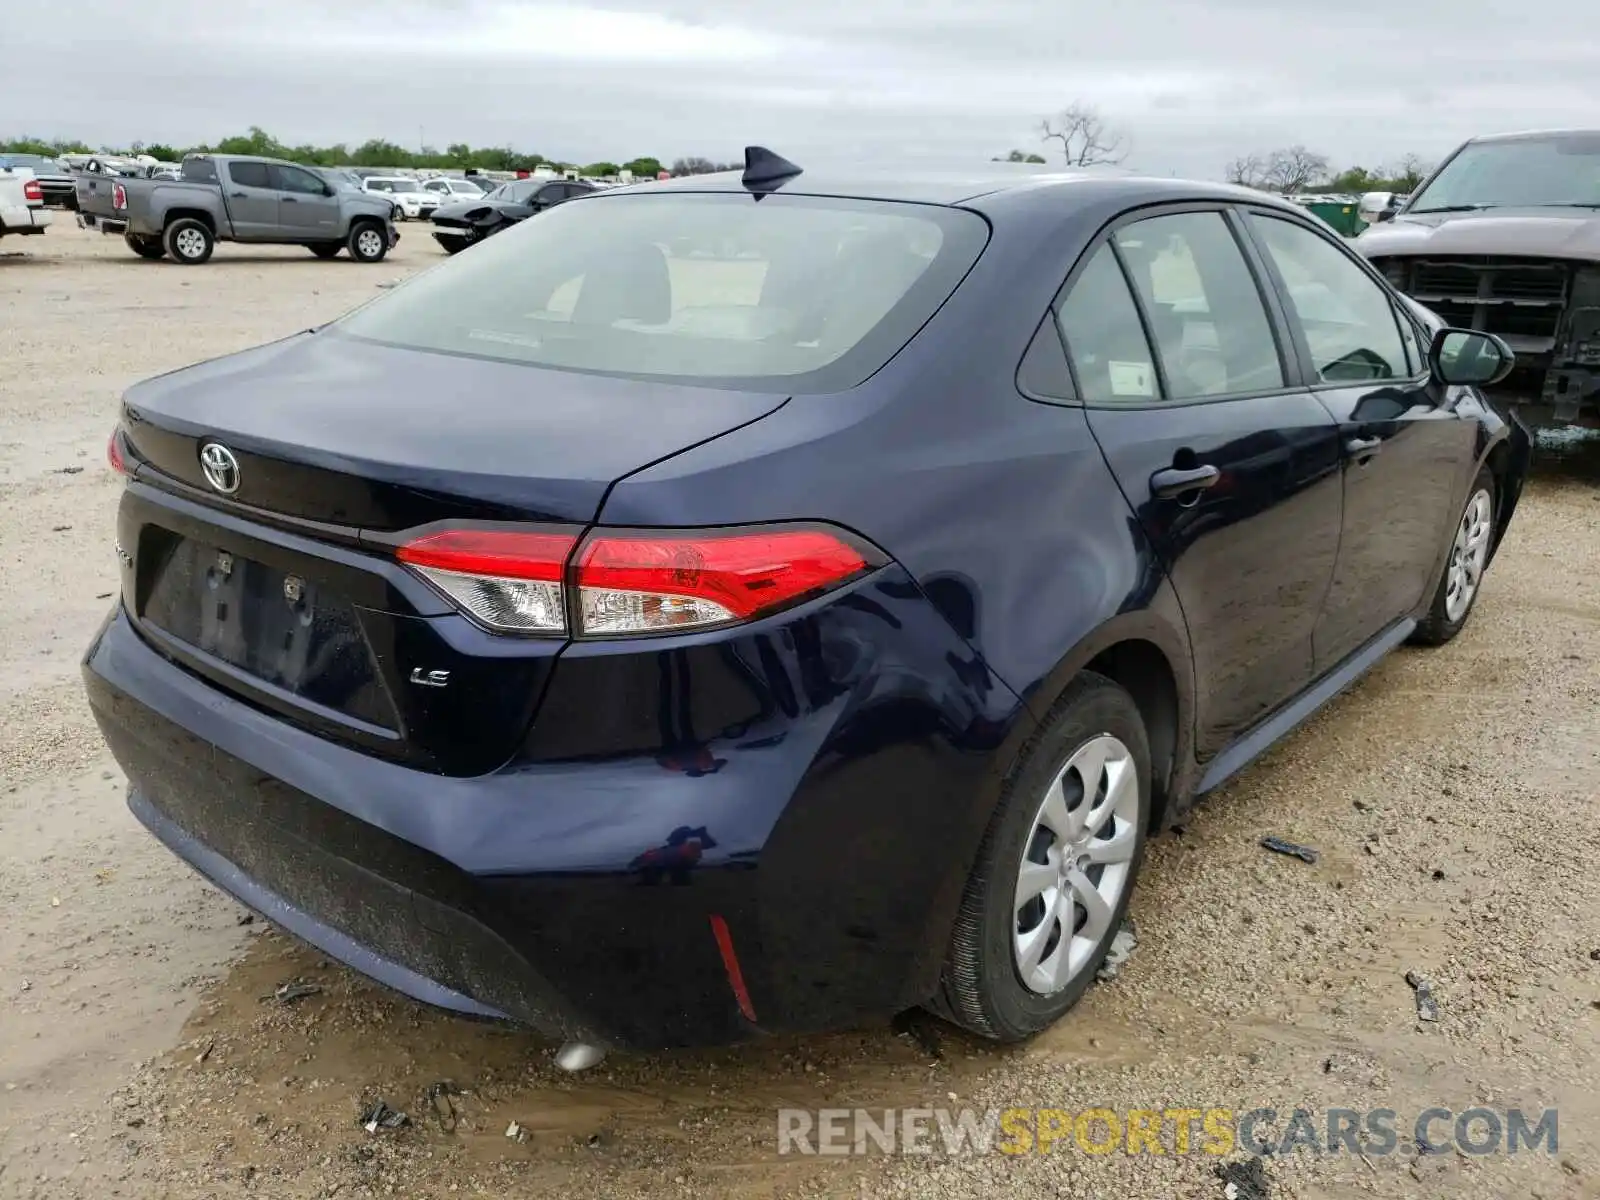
124;233;165;260
930;671;1150;1042
163;217;214;265
347;220;389;263
436;236;468;255
309;243;343;260
1411;467;1496;646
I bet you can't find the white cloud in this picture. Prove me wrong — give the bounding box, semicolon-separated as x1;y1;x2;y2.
2;0;1597;177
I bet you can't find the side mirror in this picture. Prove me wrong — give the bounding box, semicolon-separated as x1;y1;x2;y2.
1358;191;1395;224
1429;328;1514;387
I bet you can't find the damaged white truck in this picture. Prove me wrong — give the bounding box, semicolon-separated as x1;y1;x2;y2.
1355;129;1600;426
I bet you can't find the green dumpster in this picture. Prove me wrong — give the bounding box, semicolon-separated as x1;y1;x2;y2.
1298;198;1365;238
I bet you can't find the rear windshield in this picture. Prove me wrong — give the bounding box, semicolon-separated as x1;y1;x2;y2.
334;191;989;392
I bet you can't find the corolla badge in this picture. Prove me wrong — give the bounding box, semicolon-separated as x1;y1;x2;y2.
198;442;241;494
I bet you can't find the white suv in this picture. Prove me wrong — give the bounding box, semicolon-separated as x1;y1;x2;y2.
421;177;488;204
360;177;439;220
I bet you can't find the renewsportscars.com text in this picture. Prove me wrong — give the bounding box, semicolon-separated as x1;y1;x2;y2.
777;1106;1559;1158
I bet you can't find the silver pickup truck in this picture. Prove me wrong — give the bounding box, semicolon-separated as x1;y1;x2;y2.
1354;128;1600;425
76;153;399;264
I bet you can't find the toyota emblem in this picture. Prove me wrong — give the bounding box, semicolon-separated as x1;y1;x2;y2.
199;442;241;494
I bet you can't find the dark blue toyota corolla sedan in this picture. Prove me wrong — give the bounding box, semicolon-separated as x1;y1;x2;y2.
83;149;1531;1061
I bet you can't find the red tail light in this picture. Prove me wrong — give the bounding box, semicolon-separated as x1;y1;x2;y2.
575;528;874;635
23;179;42;203
112;182;127;210
397;529;576;634
395;524;881;637
107;428;129;475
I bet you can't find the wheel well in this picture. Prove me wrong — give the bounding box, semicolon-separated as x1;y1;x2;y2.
163;209;215;234
1084;640;1179;831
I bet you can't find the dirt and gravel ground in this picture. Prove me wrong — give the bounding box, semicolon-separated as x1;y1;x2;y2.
2;221;1598;1200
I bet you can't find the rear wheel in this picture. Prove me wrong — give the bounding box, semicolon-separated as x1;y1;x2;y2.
348;221;389;263
309;243;343;260
163;218;214;265
125;233;165;260
930;672;1150;1041
1412;468;1496;645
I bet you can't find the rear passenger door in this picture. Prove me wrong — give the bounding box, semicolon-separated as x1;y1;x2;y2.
1062;207;1345;757
1243;212;1476;670
220;161;279;239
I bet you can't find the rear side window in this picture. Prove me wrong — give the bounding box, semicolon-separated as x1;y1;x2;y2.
1250;215;1411;383
1055;245;1159;403
1112;212;1285;399
229;162;272;189
335;192;989;393
182;159;218;183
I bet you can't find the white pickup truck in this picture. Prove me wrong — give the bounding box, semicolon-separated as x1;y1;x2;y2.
0;165;53;240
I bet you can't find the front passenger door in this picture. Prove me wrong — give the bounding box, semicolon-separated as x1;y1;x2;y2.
1245;213;1477;670
272;165;341;237
1065;208;1345;758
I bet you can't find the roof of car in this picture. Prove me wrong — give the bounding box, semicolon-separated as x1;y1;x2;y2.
1466;128;1600;144
603;164;1293;213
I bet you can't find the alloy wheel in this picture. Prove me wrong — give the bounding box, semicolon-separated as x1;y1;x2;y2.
1444;488;1492;622
174;228;207;259
1013;733;1139;994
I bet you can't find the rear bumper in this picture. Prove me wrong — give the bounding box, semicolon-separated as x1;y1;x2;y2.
78;211;128;234
128;787;507;1020
84;576;1024;1048
1;205;51;233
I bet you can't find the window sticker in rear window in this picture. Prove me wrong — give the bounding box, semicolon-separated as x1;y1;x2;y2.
1109;361;1156;397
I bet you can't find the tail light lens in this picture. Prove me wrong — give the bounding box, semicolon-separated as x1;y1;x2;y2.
107;428;129;475
575;528;875;635
396;524;882;637
397;529;576;634
112;182;127;210
23;180;43;203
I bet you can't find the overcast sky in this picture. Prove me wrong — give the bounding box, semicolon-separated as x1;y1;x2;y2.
4;0;1596;177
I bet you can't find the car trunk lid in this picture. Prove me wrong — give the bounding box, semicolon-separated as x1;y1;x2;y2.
121;331;787;529
116;332;789;773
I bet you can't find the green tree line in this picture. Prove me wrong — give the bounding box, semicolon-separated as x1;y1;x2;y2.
0;126;667;179
4;125;1436;191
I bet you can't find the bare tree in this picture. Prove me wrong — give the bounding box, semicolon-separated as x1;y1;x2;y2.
671;156;734;177
1388;152;1432;191
1224;154;1267;188
1039;103;1129;166
1260;145;1331;194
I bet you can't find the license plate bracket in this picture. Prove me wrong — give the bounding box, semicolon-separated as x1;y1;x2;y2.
140;537;395;729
